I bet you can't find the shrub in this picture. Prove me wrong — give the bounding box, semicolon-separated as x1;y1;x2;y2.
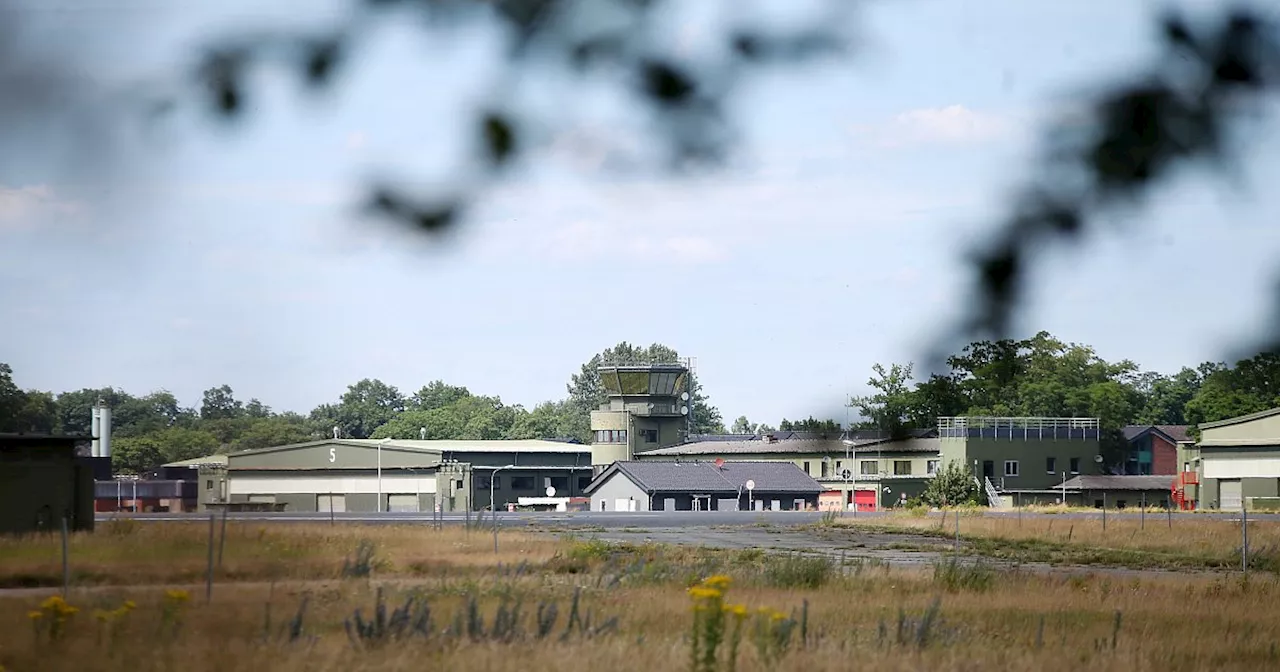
761;553;833;590
921;462;982;508
932;557;995;593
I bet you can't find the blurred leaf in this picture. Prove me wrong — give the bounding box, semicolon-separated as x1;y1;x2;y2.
368;188;459;233
481;112;517;167
641;60;694;106
303;37;343;87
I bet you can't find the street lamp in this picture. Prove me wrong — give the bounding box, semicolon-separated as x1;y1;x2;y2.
842;439;856;517
491;464;516;554
377;437;391;513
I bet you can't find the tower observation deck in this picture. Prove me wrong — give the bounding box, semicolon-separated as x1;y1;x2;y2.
590;362;692;471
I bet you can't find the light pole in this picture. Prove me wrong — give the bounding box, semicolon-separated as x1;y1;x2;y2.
842;439;856;516
491;464;516;553
377;437;391;513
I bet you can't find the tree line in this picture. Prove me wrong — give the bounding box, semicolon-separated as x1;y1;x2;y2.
5;332;1279;474
0;342;727;474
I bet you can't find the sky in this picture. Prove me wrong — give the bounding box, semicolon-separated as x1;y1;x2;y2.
2;0;1279;426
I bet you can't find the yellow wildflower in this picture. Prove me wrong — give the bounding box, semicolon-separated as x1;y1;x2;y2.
122;600;137;611
164;589;190;603
687;586;722;600
93;609;111;623
27;610;43;620
771;611;787;622
728;604;748;617
702;575;732;591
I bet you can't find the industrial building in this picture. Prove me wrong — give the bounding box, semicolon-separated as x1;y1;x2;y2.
0;434;96;534
1195;407;1280;511
185;438;592;513
938;416;1103;507
635;432;940;510
1057;475;1174;509
584;460;823;511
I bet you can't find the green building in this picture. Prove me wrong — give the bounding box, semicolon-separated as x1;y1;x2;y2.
1197;407;1280;511
184;438;592;513
938;416;1102;506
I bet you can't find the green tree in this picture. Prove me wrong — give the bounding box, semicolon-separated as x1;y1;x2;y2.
506;400;582;441
850;363;918;438
334;379;406;439
0;364;56;434
920;462;982;507
730;416;757;434
200;384;244;420
409;381;472;411
229;414;315;451
777;417;841;434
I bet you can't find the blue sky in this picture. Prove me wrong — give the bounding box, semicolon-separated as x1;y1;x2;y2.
2;0;1278;425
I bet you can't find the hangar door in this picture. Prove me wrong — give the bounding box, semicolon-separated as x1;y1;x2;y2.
1219;479;1243;511
387;494;419;512
317;494;345;513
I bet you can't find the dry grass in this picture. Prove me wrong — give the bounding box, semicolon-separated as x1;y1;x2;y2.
833;511;1280;571
2;537;1279;672
0;519;561;588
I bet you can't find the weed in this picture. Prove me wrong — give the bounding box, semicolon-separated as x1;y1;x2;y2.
340;540;378;578
761;553;833;590
932;557;995;593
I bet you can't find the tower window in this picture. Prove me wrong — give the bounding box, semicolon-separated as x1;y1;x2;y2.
641;429;658;443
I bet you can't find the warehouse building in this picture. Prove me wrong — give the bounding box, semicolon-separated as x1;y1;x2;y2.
584;460;823;512
635;433;939;511
1057;475;1174;509
187;438;591;513
0;434;96;534
1196;407;1280;511
939;416;1102;507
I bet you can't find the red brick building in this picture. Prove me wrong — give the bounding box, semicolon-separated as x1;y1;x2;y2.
1120;425;1190;475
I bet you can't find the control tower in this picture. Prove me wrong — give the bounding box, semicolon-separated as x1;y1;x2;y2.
590;363;691;473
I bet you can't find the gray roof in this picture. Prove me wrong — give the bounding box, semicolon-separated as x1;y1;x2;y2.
1122;425;1191;443
1060;475;1174;491
585;460;824;495
637;437;940;457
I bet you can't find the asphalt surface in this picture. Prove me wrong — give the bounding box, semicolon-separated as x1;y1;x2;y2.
100;509;1280;528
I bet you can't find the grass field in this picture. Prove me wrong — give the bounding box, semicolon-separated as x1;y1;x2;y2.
2;521;1279;671
828;511;1280;572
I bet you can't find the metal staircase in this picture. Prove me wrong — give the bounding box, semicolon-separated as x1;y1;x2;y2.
982;477;1005;509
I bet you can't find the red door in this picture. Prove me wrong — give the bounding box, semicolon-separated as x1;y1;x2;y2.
854;490;877;512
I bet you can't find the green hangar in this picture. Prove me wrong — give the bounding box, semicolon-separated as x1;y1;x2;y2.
183;438;592;513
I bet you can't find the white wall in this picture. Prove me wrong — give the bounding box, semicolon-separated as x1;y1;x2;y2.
1204;456;1280;479
588;473;649;512
229;475;438;495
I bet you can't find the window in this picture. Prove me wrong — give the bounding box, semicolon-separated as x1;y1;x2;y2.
893;460;912;476
1069;457;1080;474
511;476;535;490
821;461;830;478
1183;461;1190;473
640;429;658;443
549;476;569;493
926;460;940;476
803;461;811;475
477;475;492;491
205;480;213;490
1046;457;1056;474
1004;460;1019;477
577;476;592;491
835;460;842;473
455;479;464;490
860;460;878;476
593;430;628;443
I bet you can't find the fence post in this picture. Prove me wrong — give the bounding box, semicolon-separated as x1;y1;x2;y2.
954;512;960;553
1140;493;1145;530
60;515;69;599
1102;493;1107;532
1242;502;1249;574
217;506;229;569
206;512;216;604
1167;502;1172;529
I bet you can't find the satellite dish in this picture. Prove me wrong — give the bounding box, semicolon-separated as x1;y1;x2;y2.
745;479;755;491
545;486;557;497
680;392;690;401
1094;455;1104;463
841;469;852;480
680;406;689;415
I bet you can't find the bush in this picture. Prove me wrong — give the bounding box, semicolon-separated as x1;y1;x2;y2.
932;557;994;593
921;462;982;508
761;553;834;590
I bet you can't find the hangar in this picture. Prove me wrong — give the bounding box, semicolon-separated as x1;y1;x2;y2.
186;438;591;513
1196;407;1280;511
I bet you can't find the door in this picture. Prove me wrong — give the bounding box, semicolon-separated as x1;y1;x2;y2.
854;489;877;512
664;498;676;511
1219;479;1243;511
717;498;738;512
982;461;995;479
614;498;630;512
387;494;419;512
317;494;346;513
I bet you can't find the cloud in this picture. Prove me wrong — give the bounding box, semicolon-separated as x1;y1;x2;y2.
345;131;368;153
855;105;1016;148
0;184;82;230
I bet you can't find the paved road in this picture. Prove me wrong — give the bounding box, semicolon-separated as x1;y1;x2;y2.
100;509;1280;528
